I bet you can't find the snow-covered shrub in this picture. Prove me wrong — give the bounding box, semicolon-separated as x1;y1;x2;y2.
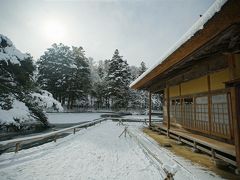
31;90;63;112
0;95;34;127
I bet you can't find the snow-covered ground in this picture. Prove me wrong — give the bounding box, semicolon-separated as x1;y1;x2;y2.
0;121;222;180
47;112;104;124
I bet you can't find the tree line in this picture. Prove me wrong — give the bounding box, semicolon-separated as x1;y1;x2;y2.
37;43;162;111
0;35;161;131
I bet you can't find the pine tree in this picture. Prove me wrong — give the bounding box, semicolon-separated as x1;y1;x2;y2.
128;61;149;112
37;43;75;102
139;61;147;76
69;46;91;109
106;49;131;110
37;44;91;109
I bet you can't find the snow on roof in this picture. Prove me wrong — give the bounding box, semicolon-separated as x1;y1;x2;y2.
130;0;227;88
0;34;29;65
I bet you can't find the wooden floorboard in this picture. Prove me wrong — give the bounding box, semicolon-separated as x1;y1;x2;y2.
152;123;236;157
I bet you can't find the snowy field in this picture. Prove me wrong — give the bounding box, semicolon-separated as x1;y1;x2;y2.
0;121;222;180
47;112;104;124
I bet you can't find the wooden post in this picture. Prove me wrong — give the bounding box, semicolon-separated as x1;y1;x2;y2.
211;148;216;159
231;87;240;171
166;86;170;137
228;54;240;172
149;91;152;127
54;134;57;142
207;75;212;134
15;142;20;153
73;128;76;134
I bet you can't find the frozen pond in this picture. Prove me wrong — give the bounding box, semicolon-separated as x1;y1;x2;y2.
47;112;104;124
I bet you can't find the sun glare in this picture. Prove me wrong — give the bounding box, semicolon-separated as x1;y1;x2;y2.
43;20;66;41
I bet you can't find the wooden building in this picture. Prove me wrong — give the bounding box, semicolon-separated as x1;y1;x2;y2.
130;0;240;172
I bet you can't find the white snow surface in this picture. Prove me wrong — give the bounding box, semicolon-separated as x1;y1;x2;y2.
47;112;104;124
0;34;29;65
0;98;33;125
0;121;223;180
130;0;227;88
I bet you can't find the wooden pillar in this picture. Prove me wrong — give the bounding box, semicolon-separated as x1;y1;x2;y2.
231;87;240;171
166;86;170;137
228;54;240;171
207;75;212;134
149;91;152;127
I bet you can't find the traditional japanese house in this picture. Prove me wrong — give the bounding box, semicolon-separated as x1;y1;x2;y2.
130;0;240;172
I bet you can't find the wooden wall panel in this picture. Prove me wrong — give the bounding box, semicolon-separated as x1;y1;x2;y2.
169;85;180;97
234;54;240;79
181;76;208;95
210;69;230;90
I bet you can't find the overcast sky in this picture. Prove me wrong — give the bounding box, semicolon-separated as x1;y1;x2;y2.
0;0;214;67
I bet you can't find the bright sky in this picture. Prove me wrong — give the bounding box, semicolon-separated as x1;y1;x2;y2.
0;0;214;67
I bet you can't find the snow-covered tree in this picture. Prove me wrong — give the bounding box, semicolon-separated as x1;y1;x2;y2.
69;46;91;109
37;43;75;101
139;61;147;76
90;59;110;109
106;49;131;110
0;34;62;131
128;61;149;111
37;44;91;109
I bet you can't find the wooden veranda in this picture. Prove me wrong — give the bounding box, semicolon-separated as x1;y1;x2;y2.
131;0;240;173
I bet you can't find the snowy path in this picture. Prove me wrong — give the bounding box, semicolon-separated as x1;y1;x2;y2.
127;126;222;180
0;121;223;180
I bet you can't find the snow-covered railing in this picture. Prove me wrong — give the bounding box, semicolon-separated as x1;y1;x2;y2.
0;118;106;153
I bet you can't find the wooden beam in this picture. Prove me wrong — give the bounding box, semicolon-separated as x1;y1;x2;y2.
149;91;152;127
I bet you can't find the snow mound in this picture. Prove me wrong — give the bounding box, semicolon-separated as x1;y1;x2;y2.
0;97;33;126
130;0;227;88
0;34;29;65
162;163;180;175
31;90;63;112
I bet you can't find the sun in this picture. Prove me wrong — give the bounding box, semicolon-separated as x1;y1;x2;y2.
43;20;66;41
